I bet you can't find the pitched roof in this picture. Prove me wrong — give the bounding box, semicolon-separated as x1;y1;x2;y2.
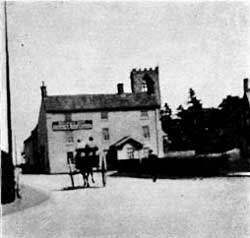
111;136;143;150
44;92;160;112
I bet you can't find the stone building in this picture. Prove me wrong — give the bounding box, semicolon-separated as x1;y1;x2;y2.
23;67;166;173
242;78;250;159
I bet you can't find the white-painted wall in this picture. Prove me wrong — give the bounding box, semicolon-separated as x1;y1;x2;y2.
117;144;142;160
46;109;164;173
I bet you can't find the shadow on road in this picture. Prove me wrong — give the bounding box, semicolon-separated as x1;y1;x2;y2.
2;185;50;216
57;185;102;191
110;171;250;180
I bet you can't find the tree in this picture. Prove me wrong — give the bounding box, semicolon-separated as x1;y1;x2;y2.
218;96;246;152
176;89;204;151
188;88;202;111
160;103;172;139
161;103;172;118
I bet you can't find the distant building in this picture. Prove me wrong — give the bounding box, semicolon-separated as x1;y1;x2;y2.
243;78;250;106
242;78;250;159
23;67;166;173
22;126;40;173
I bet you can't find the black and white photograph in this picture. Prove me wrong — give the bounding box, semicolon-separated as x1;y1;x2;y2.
1;0;250;237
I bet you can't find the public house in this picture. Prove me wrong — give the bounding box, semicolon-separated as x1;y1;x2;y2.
23;67;166;173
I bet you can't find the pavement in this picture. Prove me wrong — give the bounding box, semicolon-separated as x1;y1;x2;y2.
2;184;50;216
2;173;250;238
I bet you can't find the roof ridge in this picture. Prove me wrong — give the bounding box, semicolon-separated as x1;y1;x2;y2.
44;92;160;112
47;92;135;98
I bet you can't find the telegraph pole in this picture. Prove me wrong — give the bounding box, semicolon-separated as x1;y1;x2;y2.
1;0;15;204
4;0;13;159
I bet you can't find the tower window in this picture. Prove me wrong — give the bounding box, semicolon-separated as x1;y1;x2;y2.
142;80;147;92
142;126;150;139
143;74;155;94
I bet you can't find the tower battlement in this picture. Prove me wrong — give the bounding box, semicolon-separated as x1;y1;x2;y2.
131;66;158;74
130;66;161;106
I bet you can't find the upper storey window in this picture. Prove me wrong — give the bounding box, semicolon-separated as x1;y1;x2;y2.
101;111;108;119
142;125;150;139
65;113;72;121
140;110;149;119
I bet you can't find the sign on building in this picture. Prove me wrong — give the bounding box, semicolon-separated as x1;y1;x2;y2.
52;120;93;131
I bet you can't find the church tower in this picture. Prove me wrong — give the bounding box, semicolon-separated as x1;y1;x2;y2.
130;66;161;106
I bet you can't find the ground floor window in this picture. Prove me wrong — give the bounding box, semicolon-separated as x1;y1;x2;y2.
142;125;150;139
67;151;74;164
163;135;171;153
66;131;74;144
127;147;134;159
102;128;110;141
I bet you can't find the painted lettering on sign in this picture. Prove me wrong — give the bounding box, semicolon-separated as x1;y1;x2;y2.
52;120;92;131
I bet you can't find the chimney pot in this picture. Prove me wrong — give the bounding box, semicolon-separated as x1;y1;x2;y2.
41;81;47;98
117;83;124;94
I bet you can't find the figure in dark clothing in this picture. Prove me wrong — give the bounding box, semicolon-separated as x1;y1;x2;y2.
75;139;90;187
85;136;99;184
148;149;158;182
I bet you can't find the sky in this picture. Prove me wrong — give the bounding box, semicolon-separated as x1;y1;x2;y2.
1;0;250;159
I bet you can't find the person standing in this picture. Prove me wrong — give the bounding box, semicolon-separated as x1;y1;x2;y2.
75;139;90;187
75;139;85;171
85;136;98;184
148;149;158;182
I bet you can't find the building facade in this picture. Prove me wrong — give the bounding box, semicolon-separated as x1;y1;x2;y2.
242;78;250;159
23;67;166;173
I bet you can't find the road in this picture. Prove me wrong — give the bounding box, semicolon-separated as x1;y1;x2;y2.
2;174;250;238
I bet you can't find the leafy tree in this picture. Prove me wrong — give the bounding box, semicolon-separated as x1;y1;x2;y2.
218;96;246;151
176;89;204;151
160;103;172;145
188;88;202;111
161;103;172;119
161;90;250;157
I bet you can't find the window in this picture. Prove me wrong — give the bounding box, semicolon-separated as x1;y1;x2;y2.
143;147;150;158
163;135;170;153
66;131;74;144
65;113;72;122
101;111;108;119
140;110;148;118
102;128;110;141
67;136;74;143
141;80;147;92
67;152;74;164
142;126;150;139
127;147;134;159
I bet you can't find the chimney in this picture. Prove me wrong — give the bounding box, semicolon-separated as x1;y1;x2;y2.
244;78;249;94
117;83;124;94
40;81;47;98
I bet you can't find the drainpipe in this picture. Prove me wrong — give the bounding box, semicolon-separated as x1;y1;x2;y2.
154;109;159;156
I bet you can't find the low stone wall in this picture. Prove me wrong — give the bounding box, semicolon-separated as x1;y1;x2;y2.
117;156;228;176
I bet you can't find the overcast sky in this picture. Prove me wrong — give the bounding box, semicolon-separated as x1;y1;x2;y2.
2;1;250;157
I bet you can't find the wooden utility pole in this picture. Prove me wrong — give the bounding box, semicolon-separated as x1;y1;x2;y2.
4;0;13;159
1;0;15;204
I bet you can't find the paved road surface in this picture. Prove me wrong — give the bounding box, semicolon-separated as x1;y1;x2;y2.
2;174;250;238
